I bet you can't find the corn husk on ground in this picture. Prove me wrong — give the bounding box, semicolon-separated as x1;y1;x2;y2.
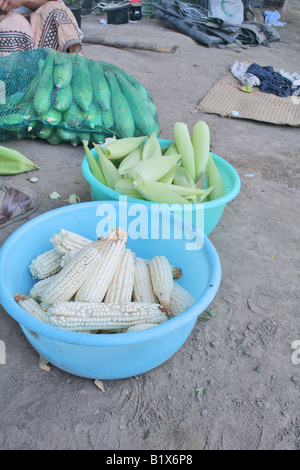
84;120;225;205
15;228;196;334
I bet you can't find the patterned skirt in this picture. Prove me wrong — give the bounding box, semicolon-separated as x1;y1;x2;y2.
0;1;82;56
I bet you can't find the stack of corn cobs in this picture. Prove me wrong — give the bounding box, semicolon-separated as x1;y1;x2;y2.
85;120;225;204
3;51;159;145
14;228;195;334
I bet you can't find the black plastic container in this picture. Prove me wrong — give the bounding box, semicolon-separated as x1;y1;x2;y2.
106;5;129;24
129;3;142;21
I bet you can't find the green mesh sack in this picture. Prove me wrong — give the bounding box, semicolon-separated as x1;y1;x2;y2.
0;48;160;146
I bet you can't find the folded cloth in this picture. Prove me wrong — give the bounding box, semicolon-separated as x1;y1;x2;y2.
237;21;281;45
247;63;300;97
230;60;261;87
279;69;300;88
264;10;286;27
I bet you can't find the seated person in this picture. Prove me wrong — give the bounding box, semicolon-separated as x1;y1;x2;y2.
0;0;82;56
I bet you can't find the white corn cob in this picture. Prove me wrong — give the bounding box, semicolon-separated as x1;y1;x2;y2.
41;238;106;310
149;256;174;307
60;244;96;268
126;323;159;332
14;294;48;322
104;248;134;303
168;282;195;316
75;228;128;303
47;301;170;332
60;251;75;268
50;229;92;254
143;258;182;279
29;274;58;302
133;257;158;303
29;248;63;280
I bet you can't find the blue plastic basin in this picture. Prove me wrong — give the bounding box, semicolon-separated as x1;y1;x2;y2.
0;201;221;379
81;139;241;236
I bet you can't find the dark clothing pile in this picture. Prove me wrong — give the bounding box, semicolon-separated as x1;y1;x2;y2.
247;63;300;98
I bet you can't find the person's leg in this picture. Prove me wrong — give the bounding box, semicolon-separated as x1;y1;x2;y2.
30;1;83;54
0;186;38;228
0;12;35;56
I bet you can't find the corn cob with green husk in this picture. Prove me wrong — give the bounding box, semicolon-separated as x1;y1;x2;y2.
164;141;178;156
93;143;121;188
114;179;144;199
206;152;225;201
53;56;73;89
41;237;106;309
46;301;170;332
173;122;195;182
133;179;190;204
75;227;128;303
0;146;39;174
158;161;180;184
34;54;54;115
29;248;63;280
101;108;114;130
141;130;161;161
105;136;147;160
83;140;106;184
47;132;62;146
192;120;210;182
149;256;174;307
72;57;93;111
41;109;62;126
117;147;143;177
0;113;27;128
92;132;108;144
89;61;111;110
131;154;181;182
168;282;195;316
83;101;103;130
104;248;134;303
14;294;48;322
133;257;158;303
117;73;159;136
105;71;135;138
35;126;53;140
63;102;84;129
173;166;195;190
54;84;73;112
120;69;152;101
57;128;80;146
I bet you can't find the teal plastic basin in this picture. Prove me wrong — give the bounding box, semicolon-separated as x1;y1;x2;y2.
81;139;241;236
0;201;221;380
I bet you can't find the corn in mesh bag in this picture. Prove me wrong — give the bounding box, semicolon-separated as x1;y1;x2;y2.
0;48;160;146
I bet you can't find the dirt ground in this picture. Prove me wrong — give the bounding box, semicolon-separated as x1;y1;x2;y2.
0;0;299;451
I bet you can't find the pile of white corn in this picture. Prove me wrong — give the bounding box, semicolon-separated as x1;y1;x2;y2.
14;227;195;334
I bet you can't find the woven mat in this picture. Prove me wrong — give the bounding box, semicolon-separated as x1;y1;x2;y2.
196;73;300;127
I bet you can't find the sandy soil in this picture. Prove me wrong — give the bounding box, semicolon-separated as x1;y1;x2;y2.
0;0;299;451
